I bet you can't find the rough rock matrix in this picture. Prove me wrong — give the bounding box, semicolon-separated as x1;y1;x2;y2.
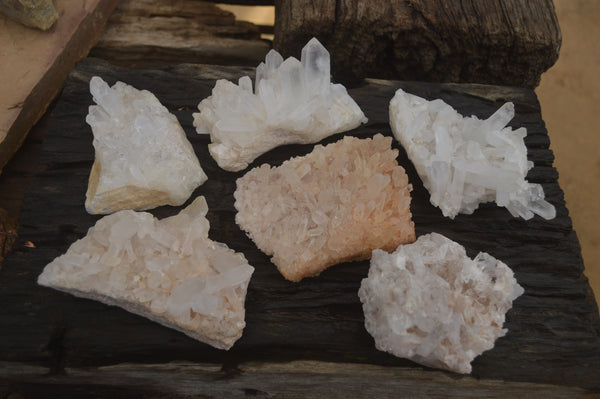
235;134;415;282
359;233;524;374
193;37;367;172
389;89;555;220
38;197;254;350
86;76;207;214
0;0;58;30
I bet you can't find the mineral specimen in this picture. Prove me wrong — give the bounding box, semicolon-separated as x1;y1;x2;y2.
38;196;254;350
0;0;58;30
389;89;556;220
359;233;524;374
235;134;415;282
85;76;207;215
193;38;368;172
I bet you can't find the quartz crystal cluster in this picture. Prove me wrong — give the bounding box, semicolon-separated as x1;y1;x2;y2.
235;134;415;282
38;197;254;350
193;38;368;172
389;89;556;220
86;76;207;215
359;233;524;374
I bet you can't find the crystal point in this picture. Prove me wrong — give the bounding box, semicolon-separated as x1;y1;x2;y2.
301;37;331;87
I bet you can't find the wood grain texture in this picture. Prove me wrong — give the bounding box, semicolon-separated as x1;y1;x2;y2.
0;59;598;397
0;0;120;172
274;0;561;88
1;360;597;398
90;0;270;67
203;0;274;4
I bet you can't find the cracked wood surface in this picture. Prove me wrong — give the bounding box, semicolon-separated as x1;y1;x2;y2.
274;0;561;88
0;59;598;397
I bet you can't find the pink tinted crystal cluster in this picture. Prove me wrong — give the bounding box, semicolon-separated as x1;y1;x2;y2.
359;233;524;373
234;134;416;282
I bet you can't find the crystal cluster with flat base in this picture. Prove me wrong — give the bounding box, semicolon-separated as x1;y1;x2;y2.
85;76;207;215
38;197;254;350
389;89;555;220
359;233;524;373
193;38;367;172
234;134;415;282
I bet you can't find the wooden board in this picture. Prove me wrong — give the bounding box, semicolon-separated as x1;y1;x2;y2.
90;0;270;68
274;0;561;88
0;58;599;397
0;0;119;173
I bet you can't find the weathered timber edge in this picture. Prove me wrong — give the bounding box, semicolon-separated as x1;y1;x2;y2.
1;360;597;398
0;0;120;172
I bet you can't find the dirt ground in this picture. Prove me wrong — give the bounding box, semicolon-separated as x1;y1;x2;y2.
536;0;600;304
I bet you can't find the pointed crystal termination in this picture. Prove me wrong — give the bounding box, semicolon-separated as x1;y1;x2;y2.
359;233;524;374
86;76;207;215
38;197;255;350
234;134;415;282
301;37;331;89
193;37;368;172
389;89;556;220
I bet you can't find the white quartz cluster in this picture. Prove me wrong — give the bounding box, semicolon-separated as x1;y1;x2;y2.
389;89;556;220
38;197;254;350
359;233;524;374
86;76;207;215
193;38;368;172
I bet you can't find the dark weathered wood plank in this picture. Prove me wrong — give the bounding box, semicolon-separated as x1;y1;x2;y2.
1;360;598;398
0;59;598;396
274;0;561;87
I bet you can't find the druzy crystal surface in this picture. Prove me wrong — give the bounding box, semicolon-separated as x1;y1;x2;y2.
86;76;207;214
389;89;555;220
359;233;524;374
38;197;254;350
234;134;415;282
193;38;368;172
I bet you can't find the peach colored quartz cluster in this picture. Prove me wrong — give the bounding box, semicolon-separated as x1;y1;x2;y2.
234;134;416;282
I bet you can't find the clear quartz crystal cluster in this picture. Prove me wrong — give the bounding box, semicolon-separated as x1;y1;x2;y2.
86;76;207;215
359;233;524;374
193;38;368;172
234;134;415;282
38;197;254;350
389;89;556;220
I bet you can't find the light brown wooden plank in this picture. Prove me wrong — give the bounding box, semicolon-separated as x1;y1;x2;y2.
0;0;120;173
